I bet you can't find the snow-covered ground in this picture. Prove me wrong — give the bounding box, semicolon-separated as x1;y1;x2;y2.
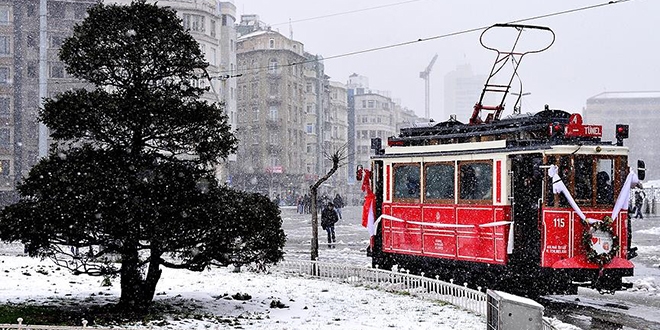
1;205;659;329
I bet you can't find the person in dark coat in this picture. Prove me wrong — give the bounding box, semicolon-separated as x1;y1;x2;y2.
333;193;344;220
634;190;645;219
321;202;339;248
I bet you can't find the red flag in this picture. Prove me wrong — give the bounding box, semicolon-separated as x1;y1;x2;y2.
361;169;376;235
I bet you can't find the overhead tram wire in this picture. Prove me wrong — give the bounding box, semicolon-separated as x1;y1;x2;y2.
269;0;427;27
211;0;633;80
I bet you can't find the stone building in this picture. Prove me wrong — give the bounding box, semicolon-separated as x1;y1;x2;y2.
233;27;307;201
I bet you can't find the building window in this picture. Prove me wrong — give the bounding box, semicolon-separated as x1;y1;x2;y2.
210;20;216;37
368;100;374;108
269;83;278;95
251;82;258;97
252;106;259;121
269;105;278;120
183;14;205;32
0;6;9;25
0;159;9;176
221;14;227;26
0;36;9;55
0;97;10;116
27;4;36;17
0;128;9;147
269;38;274;48
51;35;64;49
306;123;314;134
27;33;37;48
50;64;64;78
48;2;65;19
362;100;366;108
0;67;9;84
268;58;278;73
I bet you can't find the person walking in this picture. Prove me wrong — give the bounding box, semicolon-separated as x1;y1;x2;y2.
634;190;645;219
333;193;344;220
321;202;339;248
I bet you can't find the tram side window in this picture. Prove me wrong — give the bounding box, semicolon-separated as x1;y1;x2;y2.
596;159;614;205
459;161;492;202
425;163;454;201
575;157;593;202
393;164;420;201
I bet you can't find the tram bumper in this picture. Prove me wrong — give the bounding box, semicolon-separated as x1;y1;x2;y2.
552;257;634;292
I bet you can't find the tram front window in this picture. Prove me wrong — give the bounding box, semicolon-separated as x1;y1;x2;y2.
596;158;614;205
545;156;617;207
575;157;593;202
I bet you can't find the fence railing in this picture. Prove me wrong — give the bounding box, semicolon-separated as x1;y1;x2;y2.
0;318;89;329
278;259;488;315
277;259;557;330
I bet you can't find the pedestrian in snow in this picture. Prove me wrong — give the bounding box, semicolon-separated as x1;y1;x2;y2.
321;202;339;248
634;190;645;219
333;193;344;220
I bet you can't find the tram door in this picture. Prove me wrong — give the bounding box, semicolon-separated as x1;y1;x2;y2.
510;154;544;267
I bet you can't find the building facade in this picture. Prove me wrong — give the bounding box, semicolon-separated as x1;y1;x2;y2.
0;0;96;206
233;27;307;201
444;64;486;122
583;91;660;180
0;0;237;207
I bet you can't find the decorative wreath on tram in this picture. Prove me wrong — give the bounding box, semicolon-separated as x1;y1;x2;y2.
582;216;619;266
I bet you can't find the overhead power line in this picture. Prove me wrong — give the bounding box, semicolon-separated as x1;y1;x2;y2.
269;0;427;27
212;0;633;79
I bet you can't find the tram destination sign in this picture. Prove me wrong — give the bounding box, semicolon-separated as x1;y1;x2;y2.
565;113;602;138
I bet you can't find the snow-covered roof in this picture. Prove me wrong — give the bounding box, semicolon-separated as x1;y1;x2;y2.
588;91;660;100
237;29;277;41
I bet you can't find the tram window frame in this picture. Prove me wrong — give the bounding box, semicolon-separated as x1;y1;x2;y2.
458;160;493;204
423;162;455;204
392;163;421;202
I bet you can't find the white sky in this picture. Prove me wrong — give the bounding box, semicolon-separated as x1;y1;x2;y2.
235;0;659;121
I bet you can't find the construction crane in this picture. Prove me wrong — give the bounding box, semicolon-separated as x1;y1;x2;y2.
419;54;438;120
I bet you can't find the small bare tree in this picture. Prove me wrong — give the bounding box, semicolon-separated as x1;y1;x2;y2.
309;144;348;261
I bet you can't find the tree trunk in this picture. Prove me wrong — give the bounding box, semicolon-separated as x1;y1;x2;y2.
310;188;319;261
117;244;161;312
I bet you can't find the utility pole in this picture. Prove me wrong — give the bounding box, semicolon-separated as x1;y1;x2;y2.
419;54;438;120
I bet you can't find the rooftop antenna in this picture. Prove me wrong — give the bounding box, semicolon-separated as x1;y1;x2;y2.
289;18;293;39
419;54;438;120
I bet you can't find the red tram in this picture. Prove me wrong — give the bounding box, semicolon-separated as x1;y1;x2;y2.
358;24;645;296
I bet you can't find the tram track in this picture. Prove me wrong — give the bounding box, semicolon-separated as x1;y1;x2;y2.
539;294;660;330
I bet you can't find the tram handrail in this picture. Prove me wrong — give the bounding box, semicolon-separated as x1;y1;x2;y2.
379;214;512;229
